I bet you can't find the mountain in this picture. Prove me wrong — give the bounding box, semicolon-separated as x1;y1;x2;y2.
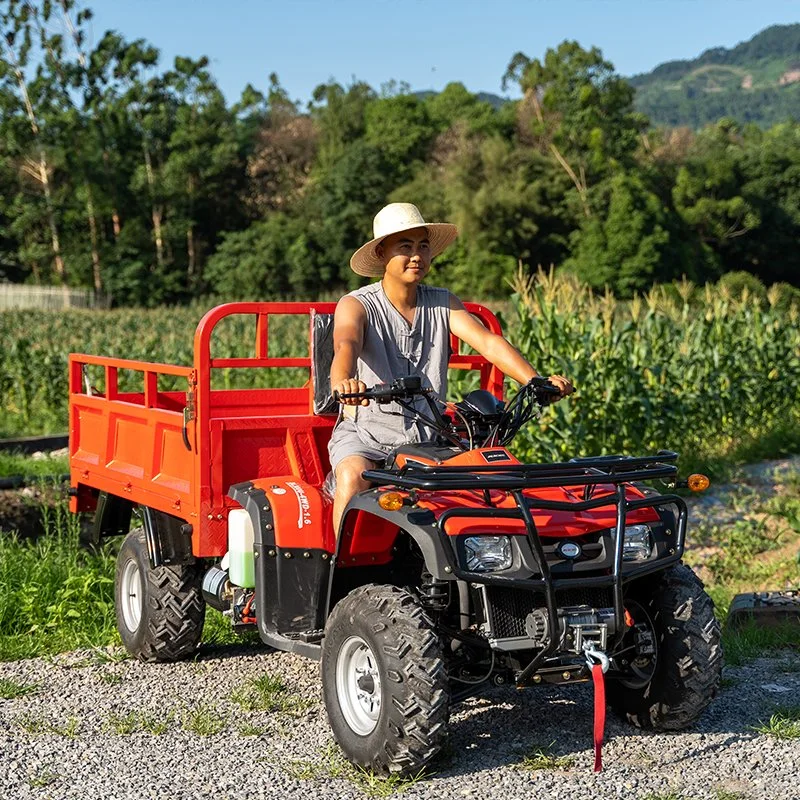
631;24;800;128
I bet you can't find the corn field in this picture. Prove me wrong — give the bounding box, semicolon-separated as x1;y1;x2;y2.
1;277;799;471
510;270;800;468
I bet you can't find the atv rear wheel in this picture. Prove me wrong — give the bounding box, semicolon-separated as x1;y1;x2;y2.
608;563;722;730
115;527;205;662
321;584;450;775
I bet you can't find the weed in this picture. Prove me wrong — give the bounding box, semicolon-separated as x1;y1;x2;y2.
514;741;575;771
105;710;172;735
775;656;800;673
53;716;80;738
139;711;172;735
0;450;69;479
719;676;737;689
350;765;430;797
752;707;800;740
0;515;118;661
182;704;226;736
229;673;312;715
237;721;269;736
15;713;80;737
704;519;782;584
714;790;746;800
640;793;686;800
278;743;430;796
105;712;139;735
28;771;59;788
0;677;38;698
722;620;799;666
98;671;124;686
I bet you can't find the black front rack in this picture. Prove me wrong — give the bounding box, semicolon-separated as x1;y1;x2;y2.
363;450;688;686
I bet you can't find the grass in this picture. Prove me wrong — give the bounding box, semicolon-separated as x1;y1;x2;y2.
0;492;254;661
722;620;799;667
0;514;118;661
28;771;60;788
278;743;430;797
229;673;313;715
0;677;38;698
237;720;270;736
105;710;172;735
513;741;575;771
14;713;81;737
0;450;69;479
752;707;800;740
181;704;227;736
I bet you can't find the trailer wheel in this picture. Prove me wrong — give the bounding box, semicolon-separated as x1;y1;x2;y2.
115;527;205;662
608;563;722;730
321;584;450;776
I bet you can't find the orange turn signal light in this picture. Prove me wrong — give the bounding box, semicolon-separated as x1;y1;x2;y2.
687;473;710;492
378;492;404;511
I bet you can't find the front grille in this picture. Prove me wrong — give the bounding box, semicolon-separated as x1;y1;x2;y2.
484;586;614;639
485;586;543;638
556;587;613;609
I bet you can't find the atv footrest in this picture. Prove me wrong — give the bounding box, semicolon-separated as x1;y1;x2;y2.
291;629;325;643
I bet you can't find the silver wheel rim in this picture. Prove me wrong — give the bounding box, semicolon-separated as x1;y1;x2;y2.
120;560;143;632
336;635;382;736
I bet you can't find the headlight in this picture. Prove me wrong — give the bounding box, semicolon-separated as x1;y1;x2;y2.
622;525;652;562
463;535;512;572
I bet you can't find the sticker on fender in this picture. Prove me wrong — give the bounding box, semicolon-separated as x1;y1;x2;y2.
286;481;312;528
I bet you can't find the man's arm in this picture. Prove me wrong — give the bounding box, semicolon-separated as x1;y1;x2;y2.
330;296;369;406
448;294;574;396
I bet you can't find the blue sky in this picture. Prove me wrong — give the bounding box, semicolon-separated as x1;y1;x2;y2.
87;0;798;105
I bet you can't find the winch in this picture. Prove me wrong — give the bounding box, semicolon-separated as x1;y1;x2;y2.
524;606;617;653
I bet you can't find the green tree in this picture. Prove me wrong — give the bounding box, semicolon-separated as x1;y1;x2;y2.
563;172;671;295
503;41;648;217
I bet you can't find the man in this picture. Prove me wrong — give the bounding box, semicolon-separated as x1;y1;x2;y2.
329;202;573;532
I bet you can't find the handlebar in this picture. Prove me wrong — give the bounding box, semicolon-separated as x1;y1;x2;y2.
332;374;572;449
333;376;428;405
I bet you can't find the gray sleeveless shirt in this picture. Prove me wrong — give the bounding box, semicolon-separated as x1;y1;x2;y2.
333;282;451;457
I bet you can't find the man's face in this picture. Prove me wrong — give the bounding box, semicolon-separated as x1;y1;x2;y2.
377;227;431;284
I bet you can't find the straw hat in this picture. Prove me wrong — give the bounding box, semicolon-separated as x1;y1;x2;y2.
350;203;458;277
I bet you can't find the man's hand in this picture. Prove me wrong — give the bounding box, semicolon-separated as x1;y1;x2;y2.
546;374;575;400
333;378;369;406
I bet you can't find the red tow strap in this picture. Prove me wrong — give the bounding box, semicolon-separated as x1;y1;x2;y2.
591;663;606;772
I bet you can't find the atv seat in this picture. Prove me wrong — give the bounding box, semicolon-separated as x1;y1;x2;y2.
310;311;337;415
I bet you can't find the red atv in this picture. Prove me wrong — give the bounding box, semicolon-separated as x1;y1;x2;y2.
69;302;722;776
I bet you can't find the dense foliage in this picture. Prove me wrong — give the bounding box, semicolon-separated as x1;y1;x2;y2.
1;3;800;304
632;24;800;128
2;272;798;476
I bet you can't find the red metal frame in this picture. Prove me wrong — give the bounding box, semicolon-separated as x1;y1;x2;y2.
69;301;505;558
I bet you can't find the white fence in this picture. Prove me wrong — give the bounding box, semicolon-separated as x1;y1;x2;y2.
0;284;111;310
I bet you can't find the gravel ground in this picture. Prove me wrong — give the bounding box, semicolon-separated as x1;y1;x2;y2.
1;643;798;800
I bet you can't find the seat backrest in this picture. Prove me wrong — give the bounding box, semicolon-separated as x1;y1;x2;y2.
310;311;337;414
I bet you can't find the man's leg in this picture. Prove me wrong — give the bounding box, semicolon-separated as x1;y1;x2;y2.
332;455;376;536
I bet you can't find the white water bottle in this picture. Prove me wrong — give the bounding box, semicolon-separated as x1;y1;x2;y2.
227;508;255;587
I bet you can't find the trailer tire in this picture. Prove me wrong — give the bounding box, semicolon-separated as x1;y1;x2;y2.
115;527;205;662
607;563;722;730
321;584;450;776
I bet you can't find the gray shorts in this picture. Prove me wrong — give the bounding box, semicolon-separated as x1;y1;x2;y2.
328;419;387;473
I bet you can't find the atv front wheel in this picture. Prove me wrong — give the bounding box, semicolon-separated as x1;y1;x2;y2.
115;527;205;662
608;563;722;730
321;584;450;775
